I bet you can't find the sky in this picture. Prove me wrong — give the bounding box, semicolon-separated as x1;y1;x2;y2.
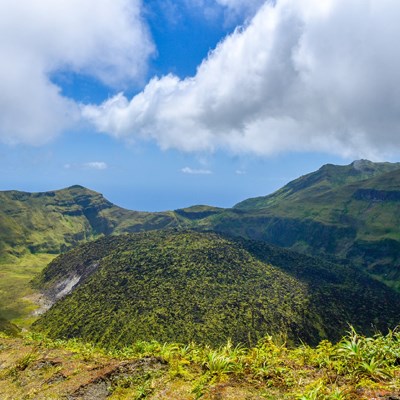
1;0;400;211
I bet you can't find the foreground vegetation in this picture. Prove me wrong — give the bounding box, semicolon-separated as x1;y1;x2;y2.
0;328;399;399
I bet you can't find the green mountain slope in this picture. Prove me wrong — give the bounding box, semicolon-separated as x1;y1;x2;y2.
0;185;180;259
199;161;400;288
234;159;400;210
3;160;400;269
33;230;400;347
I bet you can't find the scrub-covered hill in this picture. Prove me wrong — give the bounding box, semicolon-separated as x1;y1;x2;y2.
33;230;400;347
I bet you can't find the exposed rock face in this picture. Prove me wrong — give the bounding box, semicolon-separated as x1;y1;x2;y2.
34;261;101;314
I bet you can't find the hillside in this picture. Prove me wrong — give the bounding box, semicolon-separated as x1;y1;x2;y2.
1;330;400;400
235;159;400;210
33;230;400;347
198;161;400;288
0;185;179;259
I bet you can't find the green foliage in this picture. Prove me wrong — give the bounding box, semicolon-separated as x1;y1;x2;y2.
0;185;181;259
0;252;55;325
336;327;395;381
1;327;399;399
0;318;20;337
234;160;400;211
219;161;400;287
233;236;400;341
34;230;323;347
33;230;400;348
202;340;246;377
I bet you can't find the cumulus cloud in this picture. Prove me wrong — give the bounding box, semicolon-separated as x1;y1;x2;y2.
0;0;153;145
181;167;213;174
83;0;400;159
84;162;108;170
64;161;108;170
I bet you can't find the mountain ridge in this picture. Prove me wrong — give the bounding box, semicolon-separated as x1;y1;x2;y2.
234;159;400;210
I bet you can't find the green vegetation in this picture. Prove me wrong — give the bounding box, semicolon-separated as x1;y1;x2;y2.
0;253;55;328
0;185;180;258
2;161;400;397
32;230;316;347
1;328;399;399
33;230;400;348
235;159;400;210
0;186;180;326
199;160;400;288
0;318;19;336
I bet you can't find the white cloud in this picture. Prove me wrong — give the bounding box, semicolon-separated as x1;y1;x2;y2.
181;167;213;174
64;161;108;170
84;0;400;159
0;0;154;145
84;162;108;170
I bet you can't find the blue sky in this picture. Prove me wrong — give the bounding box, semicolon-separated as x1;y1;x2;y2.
1;0;399;211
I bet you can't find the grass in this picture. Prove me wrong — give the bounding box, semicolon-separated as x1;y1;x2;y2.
0;253;55;327
0;328;399;399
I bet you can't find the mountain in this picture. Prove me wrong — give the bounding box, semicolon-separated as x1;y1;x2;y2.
235;159;400;210
0;185;180;259
199;160;400;288
4;160;400;270
32;230;400;347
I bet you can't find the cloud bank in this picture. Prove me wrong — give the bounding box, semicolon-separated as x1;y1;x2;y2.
0;0;153;145
84;0;400;159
